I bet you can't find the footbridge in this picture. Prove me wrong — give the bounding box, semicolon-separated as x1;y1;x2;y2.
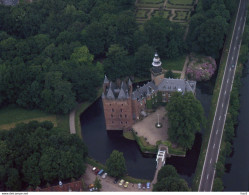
152;145;169;184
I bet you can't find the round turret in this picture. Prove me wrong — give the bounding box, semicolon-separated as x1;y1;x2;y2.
152;53;162;67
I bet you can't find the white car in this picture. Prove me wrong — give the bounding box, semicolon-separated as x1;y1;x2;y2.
102;173;107;179
138;183;141;189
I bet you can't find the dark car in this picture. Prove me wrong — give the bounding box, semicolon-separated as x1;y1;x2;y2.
114;178;119;184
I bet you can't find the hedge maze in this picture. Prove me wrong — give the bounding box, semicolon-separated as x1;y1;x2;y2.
135;0;196;24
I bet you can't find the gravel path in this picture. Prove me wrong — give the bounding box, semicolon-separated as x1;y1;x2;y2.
69;108;76;134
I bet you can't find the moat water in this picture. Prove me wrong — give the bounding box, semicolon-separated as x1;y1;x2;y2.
80;80;214;185
223;60;249;191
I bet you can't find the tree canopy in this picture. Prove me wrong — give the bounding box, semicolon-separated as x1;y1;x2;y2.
166;92;205;149
106;150;126;178
153;165;190;191
0;121;88;191
187;0;236;57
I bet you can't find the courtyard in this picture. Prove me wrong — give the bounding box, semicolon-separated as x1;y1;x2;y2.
132;107;168;146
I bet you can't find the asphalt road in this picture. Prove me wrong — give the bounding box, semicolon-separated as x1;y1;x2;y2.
199;0;248;191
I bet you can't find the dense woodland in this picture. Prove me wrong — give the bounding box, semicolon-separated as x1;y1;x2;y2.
0;0;236;114
0;121;88;190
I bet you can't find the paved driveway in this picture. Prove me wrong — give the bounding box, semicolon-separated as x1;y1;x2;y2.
132;107;168;145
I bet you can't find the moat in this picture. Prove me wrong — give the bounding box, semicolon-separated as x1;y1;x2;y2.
81;81;213;185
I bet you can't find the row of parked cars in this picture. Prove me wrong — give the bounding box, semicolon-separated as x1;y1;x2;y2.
138;182;151;189
115;178;150;189
92;167;108;179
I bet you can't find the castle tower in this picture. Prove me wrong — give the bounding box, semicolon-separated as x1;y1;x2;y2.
151;53;164;86
102;77;134;131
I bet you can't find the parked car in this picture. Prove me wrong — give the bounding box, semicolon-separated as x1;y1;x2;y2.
97;169;104;176
92;167;96;171
124;181;129;188
88;184;94;189
102;172;107;179
231;64;235;68
114;178;119;184
142;183;146;190
119;179;125;186
138;183;141;189
94;168;100;175
146;182;151;189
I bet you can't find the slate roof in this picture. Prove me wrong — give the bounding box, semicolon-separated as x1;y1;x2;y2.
132;81;157;100
157;78;196;93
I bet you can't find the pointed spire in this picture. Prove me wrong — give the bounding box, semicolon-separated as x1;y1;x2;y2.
128;78;132;86
118;88;126;99
107;87;115;99
152;52;162;67
104;75;109;84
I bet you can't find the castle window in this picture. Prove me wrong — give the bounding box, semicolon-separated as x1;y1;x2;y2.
120;114;122;118
120;121;123;124
126;121;127;124
111;114;113;118
109;104;111;106
120;109;123;112
112;121;114;124
112;108;114;112
122;104;123;106
125;114;127;118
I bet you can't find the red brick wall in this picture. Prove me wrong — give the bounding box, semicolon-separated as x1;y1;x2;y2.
102;98;134;130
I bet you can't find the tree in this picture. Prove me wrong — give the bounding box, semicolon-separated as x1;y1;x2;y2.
144;17;185;58
157;165;178;182
213;177;224;191
164;70;175;78
153;177;190;191
94;177;102;191
106;150;126;178
134;44;154;78
0;121;88;190
166;92;205;149
104;44;134;81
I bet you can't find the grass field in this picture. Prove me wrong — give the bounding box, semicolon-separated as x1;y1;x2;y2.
152;10;171;19
136;9;149;18
0;105;69;133
162;55;186;71
174;11;190;21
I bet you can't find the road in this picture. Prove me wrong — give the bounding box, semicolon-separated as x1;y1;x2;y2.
199;0;248;191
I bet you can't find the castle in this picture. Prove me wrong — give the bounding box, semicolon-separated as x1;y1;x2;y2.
102;53;196;130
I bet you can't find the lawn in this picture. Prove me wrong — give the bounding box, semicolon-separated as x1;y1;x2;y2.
138;0;164;4
152;10;171;19
162;55;187;71
174;11;190;21
0;105;69;133
0;105;55;125
136;9;149;19
168;0;194;6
